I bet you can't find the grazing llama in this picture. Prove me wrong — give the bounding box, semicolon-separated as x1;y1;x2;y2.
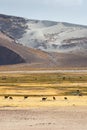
64;97;67;100
24;96;28;99
42;97;47;101
53;96;56;100
4;96;9;99
9;96;13;100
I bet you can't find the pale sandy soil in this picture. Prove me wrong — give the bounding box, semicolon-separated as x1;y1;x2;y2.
0;70;87;73
0;96;87;130
0;106;87;130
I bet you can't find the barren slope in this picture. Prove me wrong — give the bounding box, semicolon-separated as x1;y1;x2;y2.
0;14;87;68
0;14;87;52
0;31;53;66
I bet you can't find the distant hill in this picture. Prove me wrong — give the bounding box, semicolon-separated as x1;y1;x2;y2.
0;31;53;66
0;14;87;53
0;14;87;67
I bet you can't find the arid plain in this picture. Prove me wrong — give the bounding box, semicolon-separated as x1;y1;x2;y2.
0;69;87;129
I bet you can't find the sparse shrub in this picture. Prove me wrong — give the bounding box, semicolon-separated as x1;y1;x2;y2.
63;77;65;80
79;93;83;96
77;90;80;93
2;76;6;80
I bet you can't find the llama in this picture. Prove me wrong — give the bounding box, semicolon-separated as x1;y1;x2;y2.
4;96;9;99
64;97;67;100
53;96;56;100
24;96;28;99
9;96;13;100
42;97;47;101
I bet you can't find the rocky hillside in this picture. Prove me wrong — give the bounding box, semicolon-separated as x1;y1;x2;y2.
0;14;87;67
0;14;87;53
0;31;53;66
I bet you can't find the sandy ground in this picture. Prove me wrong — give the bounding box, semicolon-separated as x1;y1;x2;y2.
0;70;87;74
0;106;87;130
0;96;87;130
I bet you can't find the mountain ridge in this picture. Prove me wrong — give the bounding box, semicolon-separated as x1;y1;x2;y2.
0;14;87;67
0;31;55;66
1;13;87;53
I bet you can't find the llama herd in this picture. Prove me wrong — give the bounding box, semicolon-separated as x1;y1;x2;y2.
3;91;83;102
3;88;83;101
42;96;56;101
3;95;68;101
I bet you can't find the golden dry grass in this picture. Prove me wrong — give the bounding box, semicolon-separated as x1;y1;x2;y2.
0;72;87;107
0;72;87;96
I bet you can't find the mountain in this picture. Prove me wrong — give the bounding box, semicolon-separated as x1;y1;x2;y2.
0;14;87;68
0;31;54;66
0;14;87;53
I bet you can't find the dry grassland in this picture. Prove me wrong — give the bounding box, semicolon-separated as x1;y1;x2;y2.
0;72;87;107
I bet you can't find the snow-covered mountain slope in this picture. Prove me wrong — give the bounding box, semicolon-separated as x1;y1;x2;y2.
0;14;87;53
